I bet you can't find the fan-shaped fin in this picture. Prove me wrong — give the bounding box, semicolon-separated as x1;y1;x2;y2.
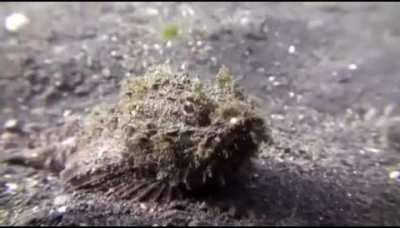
183;167;191;190
165;185;173;202
71;173;110;190
120;182;148;199
106;182;131;197
133;182;159;201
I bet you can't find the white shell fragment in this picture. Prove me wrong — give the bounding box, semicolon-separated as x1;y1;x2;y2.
5;13;29;32
4;119;19;131
389;170;400;180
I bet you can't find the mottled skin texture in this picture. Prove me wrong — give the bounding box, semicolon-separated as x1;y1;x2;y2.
5;65;272;202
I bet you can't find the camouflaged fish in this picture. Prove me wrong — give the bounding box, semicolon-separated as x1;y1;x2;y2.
4;65;272;202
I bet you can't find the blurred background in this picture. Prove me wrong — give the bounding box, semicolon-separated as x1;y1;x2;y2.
1;2;400;115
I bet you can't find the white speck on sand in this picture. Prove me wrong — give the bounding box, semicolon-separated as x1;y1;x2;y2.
140;203;148;210
268;76;276;82
288;45;296;54
365;147;380;153
348;64;358;70
273;81;281;86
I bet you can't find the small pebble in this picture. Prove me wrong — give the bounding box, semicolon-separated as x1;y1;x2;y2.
102;68;111;79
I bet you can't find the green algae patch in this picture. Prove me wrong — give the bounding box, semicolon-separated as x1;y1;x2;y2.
161;23;180;40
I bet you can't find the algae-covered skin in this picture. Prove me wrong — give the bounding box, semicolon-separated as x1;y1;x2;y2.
59;65;272;201
7;65;272;202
